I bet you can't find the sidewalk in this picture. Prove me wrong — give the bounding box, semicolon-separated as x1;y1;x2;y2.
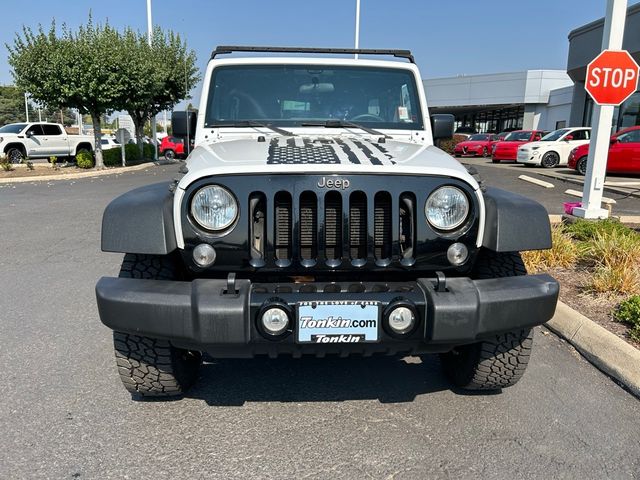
0;159;179;184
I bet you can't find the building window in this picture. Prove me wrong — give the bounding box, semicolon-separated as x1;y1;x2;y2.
555;120;566;129
618;91;640;129
583;97;594;127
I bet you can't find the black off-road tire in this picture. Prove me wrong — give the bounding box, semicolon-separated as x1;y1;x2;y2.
541;151;560;168
112;254;201;398
113;333;201;397
440;251;533;391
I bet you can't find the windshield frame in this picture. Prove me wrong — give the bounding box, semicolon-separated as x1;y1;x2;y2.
540;128;570;142
204;63;425;131
504;131;533;142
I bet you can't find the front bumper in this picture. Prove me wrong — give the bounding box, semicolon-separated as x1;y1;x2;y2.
517;151;540;164
96;274;559;357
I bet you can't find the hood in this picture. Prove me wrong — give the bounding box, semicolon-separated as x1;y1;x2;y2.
457;140;488;147
519;141;544;149
179;134;479;190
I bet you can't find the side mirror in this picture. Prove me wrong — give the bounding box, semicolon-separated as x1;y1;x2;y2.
25;131;33;138
610;137;619;144
431;114;455;142
564;134;574;141
171;111;197;139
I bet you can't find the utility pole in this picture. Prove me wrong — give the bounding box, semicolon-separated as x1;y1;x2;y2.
24;93;29;122
147;0;158;161
354;0;361;59
573;0;628;219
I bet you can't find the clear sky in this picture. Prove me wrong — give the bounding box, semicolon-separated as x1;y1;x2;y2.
2;0;638;106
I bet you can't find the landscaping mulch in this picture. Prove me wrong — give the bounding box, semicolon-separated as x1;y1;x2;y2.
550;266;640;349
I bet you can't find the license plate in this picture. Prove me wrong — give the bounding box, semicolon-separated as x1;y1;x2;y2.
297;301;379;344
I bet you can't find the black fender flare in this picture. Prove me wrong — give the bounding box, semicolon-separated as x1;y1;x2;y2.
481;187;551;252
101;182;177;255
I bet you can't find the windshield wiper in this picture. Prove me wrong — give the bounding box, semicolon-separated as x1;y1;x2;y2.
301;120;391;139
210;121;295;137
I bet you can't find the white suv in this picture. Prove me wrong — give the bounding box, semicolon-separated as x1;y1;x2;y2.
517;127;591;168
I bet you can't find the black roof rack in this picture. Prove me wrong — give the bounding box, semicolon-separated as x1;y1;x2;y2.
211;45;415;63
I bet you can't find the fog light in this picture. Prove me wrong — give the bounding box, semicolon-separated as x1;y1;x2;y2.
387;306;415;334
447;242;468;266
260;307;290;336
193;243;216;267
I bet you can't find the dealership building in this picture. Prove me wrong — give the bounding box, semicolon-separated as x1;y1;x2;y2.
424;71;574;133
424;3;640;134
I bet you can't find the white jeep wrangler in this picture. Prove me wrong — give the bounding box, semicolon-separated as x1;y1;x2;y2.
96;46;559;398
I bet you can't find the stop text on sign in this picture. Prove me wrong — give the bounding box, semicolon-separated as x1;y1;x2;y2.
587;67;636;89
585;49;640;106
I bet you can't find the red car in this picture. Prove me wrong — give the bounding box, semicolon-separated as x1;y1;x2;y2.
159;136;186;160
453;133;500;157
568;126;640;175
491;130;546;163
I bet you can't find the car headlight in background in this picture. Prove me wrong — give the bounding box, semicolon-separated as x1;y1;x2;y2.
425;186;469;231
191;185;238;231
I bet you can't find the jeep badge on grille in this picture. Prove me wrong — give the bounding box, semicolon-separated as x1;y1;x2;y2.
317;177;350;189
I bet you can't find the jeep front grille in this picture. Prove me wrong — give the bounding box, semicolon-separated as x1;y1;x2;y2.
248;190;417;268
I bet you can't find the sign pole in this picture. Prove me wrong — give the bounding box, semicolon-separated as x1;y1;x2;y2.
573;0;627;219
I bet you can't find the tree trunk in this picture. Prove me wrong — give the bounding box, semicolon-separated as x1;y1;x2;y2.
130;114;146;158
91;113;104;169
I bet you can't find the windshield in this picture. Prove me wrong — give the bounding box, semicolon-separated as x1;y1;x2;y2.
0;123;27;134
540;129;570;141
504;131;533;142
205;65;424;130
467;134;490;141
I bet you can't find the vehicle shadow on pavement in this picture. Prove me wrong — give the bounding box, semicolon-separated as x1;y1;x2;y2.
187;354;452;406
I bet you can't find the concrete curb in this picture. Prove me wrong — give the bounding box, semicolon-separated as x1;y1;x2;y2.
545;301;640;398
0;160;178;184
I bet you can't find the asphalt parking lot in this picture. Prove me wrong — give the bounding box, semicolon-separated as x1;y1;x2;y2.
1;165;639;479
460;156;640;217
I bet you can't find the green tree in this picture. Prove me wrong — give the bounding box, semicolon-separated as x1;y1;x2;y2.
118;27;199;155
0;85;28;125
7;19;128;168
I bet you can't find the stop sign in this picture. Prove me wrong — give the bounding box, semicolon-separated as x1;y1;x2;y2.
585;49;640;106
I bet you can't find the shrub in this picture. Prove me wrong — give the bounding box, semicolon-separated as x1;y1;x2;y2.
438;134;468;155
1;161;13;171
102;147;122;167
614;295;640;341
522;224;579;273
76;150;94;169
564;218;634;242
26;160;34;170
143;143;156;160
125;144;141;162
582;230;640;295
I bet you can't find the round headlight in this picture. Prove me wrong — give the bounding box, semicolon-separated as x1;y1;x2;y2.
425;186;469;231
191;185;238;231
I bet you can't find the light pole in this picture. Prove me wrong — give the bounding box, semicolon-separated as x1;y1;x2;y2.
354;0;361;59
24;93;29;122
147;0;159;160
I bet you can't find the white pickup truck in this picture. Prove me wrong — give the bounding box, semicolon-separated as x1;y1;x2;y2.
0;122;94;163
